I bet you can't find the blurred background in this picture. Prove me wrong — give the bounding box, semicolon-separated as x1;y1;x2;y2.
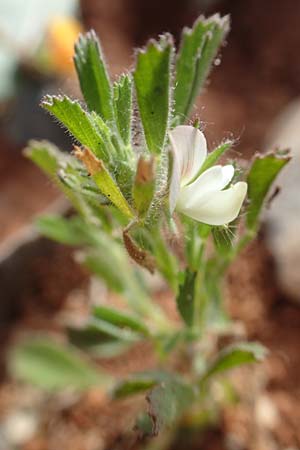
1;1;300;449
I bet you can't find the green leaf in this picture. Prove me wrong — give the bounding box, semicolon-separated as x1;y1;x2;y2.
74;30;114;121
24;140;60;176
176;269;197;326
24;141;97;216
175;14;229;120
81;247;131;294
93;305;150;336
202;342;267;382
41;95;114;162
134;35;173;154
36;215;92;246
80;243;159;320
147;379;195;434
150;229;179;291
9;338;111;391
67;326;132;357
246;151;290;231
199;141;232;175
83;318;141;343
113;73;132;146
112;377;157;399
112;370;179;400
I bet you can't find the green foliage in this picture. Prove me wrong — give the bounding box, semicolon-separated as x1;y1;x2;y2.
74;30;114;122
246;151;290;231
17;15;289;436
9;338;110;391
134;35;173;154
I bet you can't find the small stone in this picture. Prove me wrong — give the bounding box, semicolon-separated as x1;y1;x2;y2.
1;410;37;446
265;99;300;301
255;395;279;429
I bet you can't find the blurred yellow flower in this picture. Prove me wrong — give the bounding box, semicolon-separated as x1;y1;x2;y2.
46;16;82;76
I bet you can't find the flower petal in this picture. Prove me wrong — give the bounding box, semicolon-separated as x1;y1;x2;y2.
177;165;234;210
169;125;207;186
169;152;181;213
180;181;247;226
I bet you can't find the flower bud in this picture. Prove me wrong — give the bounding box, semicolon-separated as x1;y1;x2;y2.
132;155;155;217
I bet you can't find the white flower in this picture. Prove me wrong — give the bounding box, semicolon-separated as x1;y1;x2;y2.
169;125;247;226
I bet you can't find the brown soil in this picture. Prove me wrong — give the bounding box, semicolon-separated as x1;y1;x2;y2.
0;136;59;243
2;237;300;450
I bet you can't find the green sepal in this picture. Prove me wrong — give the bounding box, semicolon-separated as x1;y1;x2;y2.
199;140;232;175
132;156;156;217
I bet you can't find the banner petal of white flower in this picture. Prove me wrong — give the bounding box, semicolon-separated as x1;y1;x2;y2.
169;153;181;213
169;125;207;186
177;165;234;210
180;181;247;226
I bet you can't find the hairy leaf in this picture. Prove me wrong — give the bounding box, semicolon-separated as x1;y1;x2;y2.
246;151;290;231
175;14;229;120
174;15;229;122
24;141;98;215
113;73;132;146
74;147;134;218
74;31;114;121
41;95;114;162
134;35;173;154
